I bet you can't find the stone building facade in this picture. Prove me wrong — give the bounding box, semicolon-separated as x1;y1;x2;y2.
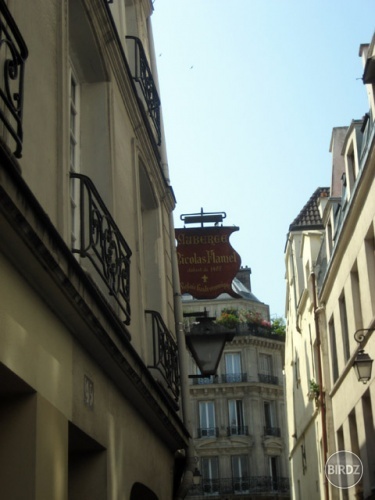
182;268;290;499
284;32;375;500
0;1;190;499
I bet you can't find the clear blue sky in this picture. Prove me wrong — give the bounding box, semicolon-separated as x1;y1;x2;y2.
151;1;374;318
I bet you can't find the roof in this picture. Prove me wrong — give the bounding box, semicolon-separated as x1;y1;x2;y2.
289;187;330;232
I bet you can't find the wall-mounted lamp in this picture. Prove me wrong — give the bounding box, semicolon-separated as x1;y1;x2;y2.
353;329;374;384
192;467;202;486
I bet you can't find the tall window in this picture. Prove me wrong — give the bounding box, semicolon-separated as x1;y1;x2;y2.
259;353;273;375
228;399;245;435
339;293;350;362
269;456;279;490
199;401;216;437
329;318;339;383
346;147;356;195
69;68;80;247
225;352;242;382
264;401;279;436
350;264;363;331
201;457;219;495
232;455;249;493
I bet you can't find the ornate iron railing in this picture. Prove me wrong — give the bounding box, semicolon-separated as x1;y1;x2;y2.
258;373;279;385
70;173;132;325
197;427;219;438
145;310;180;401
264;426;281;437
221;372;248;383
227;425;248;436
187;476;290;496
0;0;28;158
126;36;161;145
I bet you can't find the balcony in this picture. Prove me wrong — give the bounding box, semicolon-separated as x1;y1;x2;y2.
227;425;248;436
264;426;281;437
70;173;132;325
145;310;180;402
258;373;279;385
187;476;290;497
197;427;219;438
125;36;161;146
221;372;247;383
0;0;28;158
191;373;248;385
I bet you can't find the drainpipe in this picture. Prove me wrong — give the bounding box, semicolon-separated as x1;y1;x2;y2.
311;272;329;500
169;212;197;500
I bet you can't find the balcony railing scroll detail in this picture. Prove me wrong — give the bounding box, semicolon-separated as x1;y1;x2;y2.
145;310;180;401
264;426;281;437
227;425;248;436
197;427;219;438
187;476;290;496
70;173;132;325
258;373;279;385
125;36;161;146
221;372;247;383
0;0;28;158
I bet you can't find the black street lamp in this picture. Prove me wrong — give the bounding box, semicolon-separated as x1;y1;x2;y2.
353;329;374;384
185;312;235;377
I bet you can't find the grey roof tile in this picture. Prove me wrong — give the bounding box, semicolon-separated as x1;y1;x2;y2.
289;187;330;231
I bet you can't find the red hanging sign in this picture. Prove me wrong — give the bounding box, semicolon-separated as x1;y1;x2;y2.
175;226;241;299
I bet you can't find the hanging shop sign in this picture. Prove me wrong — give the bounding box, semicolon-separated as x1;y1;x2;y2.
175;226;241;299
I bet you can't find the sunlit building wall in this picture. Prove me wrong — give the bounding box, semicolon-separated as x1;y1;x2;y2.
0;1;189;499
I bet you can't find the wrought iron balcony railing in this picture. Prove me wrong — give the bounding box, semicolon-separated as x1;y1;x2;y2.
145;310;180;401
227;425;248;436
191;374;219;385
197;427;219;438
70;173;132;325
126;36;161;146
258;373;279;385
191;373;248;385
0;0;28;158
187;476;290;496
221;372;247;383
264;426;281;437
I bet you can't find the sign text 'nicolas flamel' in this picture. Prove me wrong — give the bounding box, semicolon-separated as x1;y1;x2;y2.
175;226;241;299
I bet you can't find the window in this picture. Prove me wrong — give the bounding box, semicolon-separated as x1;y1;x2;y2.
232;455;249;493
259;353;277;383
350;263;363;331
225;352;242;382
228;400;246;435
346;147;356;195
269;456;279;490
329;318;339;383
364;226;375;315
201;457;219;495
259;354;273;375
69;67;80;247
198;401;216;437
264;401;279;436
339;293;350;363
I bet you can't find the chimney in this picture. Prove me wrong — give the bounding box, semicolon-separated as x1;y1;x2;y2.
236;266;252;292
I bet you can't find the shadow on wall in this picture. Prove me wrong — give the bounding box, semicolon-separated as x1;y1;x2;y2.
130;482;159;500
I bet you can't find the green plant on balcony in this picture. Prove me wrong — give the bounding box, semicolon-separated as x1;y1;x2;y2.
216;308;240;329
309;379;320;402
271;317;286;338
240;309;271;333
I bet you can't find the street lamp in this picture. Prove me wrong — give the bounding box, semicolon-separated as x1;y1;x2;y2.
192;467;202;486
353;329;374;384
185;312;235;377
